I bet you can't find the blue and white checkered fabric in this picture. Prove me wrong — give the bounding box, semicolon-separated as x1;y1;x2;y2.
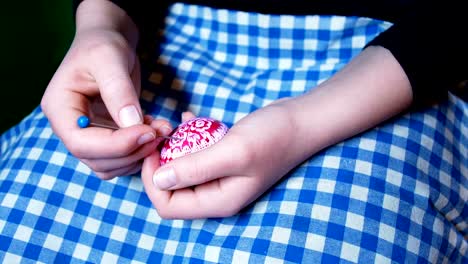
1;3;467;263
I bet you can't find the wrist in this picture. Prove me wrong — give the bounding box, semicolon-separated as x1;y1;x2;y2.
76;0;139;49
290;46;412;156
260;98;317;167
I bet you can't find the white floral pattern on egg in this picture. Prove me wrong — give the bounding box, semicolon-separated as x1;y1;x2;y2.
159;117;229;165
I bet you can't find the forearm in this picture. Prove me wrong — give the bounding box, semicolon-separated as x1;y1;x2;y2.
289;46;412;159
75;0;139;49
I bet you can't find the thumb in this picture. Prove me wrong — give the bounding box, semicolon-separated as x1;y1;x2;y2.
90;45;142;128
152;135;239;190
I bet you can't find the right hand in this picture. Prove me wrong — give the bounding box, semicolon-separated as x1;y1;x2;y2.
41;0;171;179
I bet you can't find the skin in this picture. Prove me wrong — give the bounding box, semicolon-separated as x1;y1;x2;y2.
41;0;173;179
44;0;413;219
142;46;413;219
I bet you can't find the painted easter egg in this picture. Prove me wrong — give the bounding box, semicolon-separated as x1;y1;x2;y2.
159;117;229;165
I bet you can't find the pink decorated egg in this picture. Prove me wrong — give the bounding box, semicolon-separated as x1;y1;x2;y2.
159;117;229;165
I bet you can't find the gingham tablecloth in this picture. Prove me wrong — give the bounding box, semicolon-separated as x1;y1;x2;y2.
1;3;467;263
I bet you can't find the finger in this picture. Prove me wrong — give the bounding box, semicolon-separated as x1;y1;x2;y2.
151;133;246;190
142;150;168;204
150;118;173;136
123;162;144;176
94;161;143;180
141;149;248;219
141;151;212;219
143;169;261;219
154;181;223;219
143;115;154;125
181;176;264;219
72;124;158;159
89;45;143;128
181;111;196;122
45;89;157;159
81;137;161;172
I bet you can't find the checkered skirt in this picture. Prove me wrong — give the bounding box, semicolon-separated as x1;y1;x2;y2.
1;3;467;263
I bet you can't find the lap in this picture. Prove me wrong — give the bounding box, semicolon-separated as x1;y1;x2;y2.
1;3;466;263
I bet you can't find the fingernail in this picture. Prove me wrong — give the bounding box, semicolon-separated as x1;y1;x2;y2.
153;168;177;190
159;125;173;136
138;132;155;145
119;105;142;127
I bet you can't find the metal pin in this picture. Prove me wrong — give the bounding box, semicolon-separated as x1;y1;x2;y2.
77;115;181;140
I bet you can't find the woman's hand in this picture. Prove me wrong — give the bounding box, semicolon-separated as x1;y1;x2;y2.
141;46;413;219
141;99;310;219
41;0;171;179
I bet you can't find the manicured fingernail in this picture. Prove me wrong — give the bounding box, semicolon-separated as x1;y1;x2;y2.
159;126;172;136
153;168;176;190
138;132;155;145
119;105;142;127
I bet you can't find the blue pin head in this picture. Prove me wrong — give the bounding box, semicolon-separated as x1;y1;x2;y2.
77;115;90;128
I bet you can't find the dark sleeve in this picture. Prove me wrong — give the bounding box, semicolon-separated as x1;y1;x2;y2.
365;2;468;108
73;0;466;107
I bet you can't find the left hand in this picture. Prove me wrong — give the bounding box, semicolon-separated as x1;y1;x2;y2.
141;46;414;219
141;98;309;219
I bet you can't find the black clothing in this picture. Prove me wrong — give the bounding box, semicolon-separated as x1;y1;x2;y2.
73;0;468;107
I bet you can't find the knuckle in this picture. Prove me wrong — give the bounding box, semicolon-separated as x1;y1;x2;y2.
85;40;132;68
220;195;249;217
85;160;105;173
40;97;48;113
231;137;253;170
114;140;135;155
124;163;142;177
66;142;85;159
208;198;243;218
106;136;135;156
40;93;58;123
216;204;241;218
97;71;130;89
86;39;127;58
94;171;115;181
189;160;211;184
155;206;174;220
80;159;99;171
